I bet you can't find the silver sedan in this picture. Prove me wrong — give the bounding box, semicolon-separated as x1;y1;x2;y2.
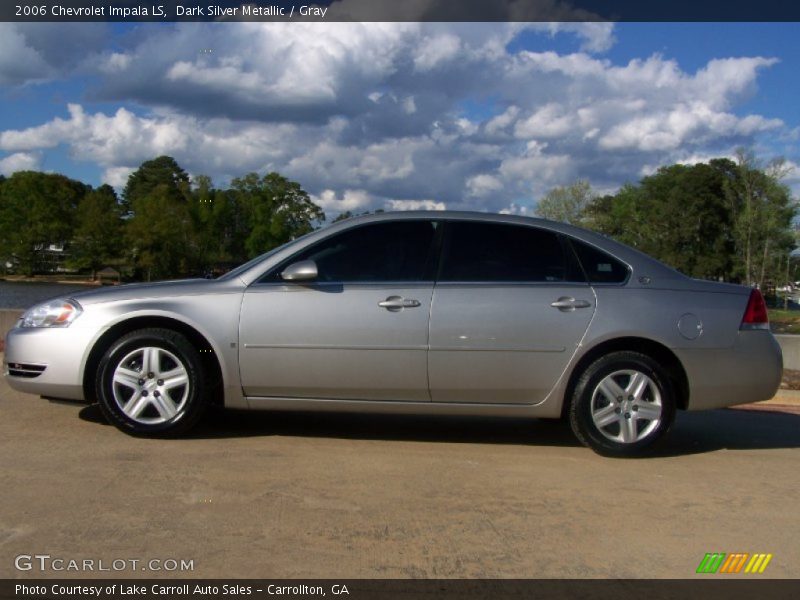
3;212;782;456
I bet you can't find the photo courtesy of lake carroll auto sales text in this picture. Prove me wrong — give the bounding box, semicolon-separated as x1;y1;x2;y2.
1;1;800;599
14;583;351;597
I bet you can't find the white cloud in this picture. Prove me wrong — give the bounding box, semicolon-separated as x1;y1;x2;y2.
466;174;504;197
0;25;51;84
311;189;373;212
525;22;616;53
0;23;793;214
0;152;41;175
776;160;800;197
386;199;446;211
598;104;781;152
0;104;190;162
99;52;132;74
514;103;573;139
499;203;533;216
0;104;295;182
0;23;108;85
102;166;135;188
310;189;446;216
95;22;416;120
485;106;520;136
498;141;573;192
413;33;462;71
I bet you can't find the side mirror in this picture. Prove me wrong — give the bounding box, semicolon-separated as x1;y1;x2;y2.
281;260;318;282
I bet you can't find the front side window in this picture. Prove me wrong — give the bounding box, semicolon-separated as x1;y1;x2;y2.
266;220;438;283
439;222;584;283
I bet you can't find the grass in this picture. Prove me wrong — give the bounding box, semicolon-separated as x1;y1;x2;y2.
768;308;800;334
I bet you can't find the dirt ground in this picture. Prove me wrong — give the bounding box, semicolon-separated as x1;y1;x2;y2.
780;368;800;390
1;370;799;579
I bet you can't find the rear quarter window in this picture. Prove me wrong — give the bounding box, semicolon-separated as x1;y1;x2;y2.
569;238;630;284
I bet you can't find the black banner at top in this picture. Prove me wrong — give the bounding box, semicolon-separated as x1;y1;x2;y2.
2;0;800;23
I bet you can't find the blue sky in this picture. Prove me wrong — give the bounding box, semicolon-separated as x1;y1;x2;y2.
0;21;797;215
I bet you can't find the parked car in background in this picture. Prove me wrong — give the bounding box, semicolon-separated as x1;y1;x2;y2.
3;212;782;456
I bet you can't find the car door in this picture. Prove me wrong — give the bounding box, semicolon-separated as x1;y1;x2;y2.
238;220;440;401
428;220;595;404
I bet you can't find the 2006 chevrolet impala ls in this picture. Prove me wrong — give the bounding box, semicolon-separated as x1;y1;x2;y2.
3;212;782;456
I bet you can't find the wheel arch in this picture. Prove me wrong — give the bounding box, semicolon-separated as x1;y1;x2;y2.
561;336;689;418
82;315;224;406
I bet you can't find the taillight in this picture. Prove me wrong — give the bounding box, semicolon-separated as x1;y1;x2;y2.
740;289;769;330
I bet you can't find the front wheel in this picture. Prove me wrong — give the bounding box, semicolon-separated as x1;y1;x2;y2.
95;328;208;437
568;351;676;457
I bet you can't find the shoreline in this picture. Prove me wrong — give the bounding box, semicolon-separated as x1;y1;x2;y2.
0;276;102;286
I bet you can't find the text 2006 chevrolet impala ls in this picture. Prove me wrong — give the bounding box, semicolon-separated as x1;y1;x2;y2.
3;212;782;456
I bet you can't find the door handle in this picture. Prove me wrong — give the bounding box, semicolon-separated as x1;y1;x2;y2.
550;297;591;311
378;296;421;311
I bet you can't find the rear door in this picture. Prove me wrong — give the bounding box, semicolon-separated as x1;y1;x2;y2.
428;221;595;404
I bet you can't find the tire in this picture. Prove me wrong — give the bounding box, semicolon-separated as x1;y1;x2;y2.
568;351;676;457
95;328;209;437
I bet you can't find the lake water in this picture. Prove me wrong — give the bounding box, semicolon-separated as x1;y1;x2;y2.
0;281;99;310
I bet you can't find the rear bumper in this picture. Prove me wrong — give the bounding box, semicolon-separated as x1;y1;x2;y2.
3;326;94;401
678;330;783;411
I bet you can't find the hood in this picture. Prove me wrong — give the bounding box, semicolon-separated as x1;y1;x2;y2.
65;278;244;306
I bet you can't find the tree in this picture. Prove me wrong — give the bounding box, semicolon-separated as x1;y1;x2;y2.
0;171;87;275
124;157;195;280
68;184;123;279
586;156;796;283
535;180;595;226
186;175;252;273
635;161;737;279
126;184;193;281
333;210;356;223
232;172;324;258
585;184;650;247
725;150;796;288
122;155;190;214
186;174;218;274
586;162;740;280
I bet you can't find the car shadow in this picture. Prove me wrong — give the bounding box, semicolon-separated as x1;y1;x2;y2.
652;407;800;457
78;402;800;456
78;403;578;446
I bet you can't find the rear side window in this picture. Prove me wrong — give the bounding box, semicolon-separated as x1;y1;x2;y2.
439;222;584;283
569;238;629;284
265;220;438;283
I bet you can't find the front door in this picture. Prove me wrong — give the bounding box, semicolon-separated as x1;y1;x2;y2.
238;220;440;401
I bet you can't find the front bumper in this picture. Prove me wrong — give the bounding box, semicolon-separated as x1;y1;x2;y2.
3;325;97;401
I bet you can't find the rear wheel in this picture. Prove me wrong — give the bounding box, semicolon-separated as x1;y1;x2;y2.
569;351;676;457
95;328;208;436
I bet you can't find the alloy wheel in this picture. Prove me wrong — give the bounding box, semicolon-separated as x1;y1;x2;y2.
590;369;663;444
111;346;190;425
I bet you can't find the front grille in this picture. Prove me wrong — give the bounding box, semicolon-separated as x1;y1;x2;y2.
7;362;47;378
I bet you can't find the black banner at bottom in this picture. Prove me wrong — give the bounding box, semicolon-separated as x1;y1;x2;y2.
2;580;800;600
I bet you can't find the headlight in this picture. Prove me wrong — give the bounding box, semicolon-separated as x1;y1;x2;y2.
20;298;83;328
